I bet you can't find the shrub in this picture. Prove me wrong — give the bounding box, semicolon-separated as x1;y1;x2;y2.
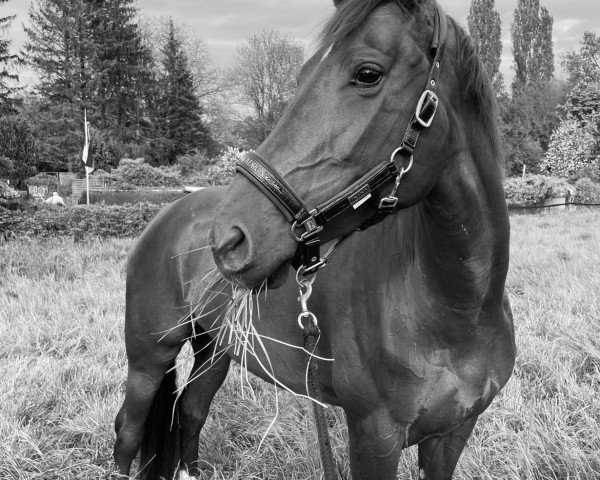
28;172;59;188
78;189;184;206
185;147;241;187
177;151;211;178
573;178;600;203
0;181;20;199
107;158;182;189
570;161;600;183
541;119;598;179
504;175;572;206
0;203;163;239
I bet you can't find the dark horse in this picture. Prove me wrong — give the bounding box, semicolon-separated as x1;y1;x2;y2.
114;0;515;478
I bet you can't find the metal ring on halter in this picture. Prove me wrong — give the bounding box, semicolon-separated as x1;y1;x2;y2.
385;155;413;200
390;147;414;173
296;265;317;286
298;311;318;329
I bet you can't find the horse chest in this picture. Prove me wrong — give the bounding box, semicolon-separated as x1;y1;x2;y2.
331;310;500;439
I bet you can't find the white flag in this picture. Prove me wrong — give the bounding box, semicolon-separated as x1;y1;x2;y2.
82;109;93;174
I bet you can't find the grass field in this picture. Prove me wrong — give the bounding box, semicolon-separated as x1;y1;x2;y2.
1;209;599;479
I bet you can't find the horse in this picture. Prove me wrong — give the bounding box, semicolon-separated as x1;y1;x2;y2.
113;0;516;479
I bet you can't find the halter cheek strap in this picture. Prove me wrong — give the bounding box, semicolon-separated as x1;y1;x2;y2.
236;6;447;274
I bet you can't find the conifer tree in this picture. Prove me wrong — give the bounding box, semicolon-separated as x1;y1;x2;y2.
24;0;155;169
467;0;503;90
0;0;20;115
153;18;211;164
89;0;153;137
24;0;95;169
24;0;94;106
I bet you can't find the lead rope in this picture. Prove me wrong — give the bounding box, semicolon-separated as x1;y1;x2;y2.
297;271;340;480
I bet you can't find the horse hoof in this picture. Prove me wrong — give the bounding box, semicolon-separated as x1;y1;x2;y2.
177;469;197;480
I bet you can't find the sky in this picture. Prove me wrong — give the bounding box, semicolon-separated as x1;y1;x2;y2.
3;0;600;87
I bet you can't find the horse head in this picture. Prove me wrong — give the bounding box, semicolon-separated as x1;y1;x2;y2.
210;0;486;289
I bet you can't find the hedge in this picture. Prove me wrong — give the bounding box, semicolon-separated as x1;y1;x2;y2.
504;175;573;207
0;203;162;239
573;178;600;203
78;189;185;206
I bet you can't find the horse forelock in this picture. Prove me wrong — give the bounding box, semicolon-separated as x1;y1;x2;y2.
318;0;419;51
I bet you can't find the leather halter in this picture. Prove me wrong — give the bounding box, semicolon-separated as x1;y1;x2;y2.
236;6;448;274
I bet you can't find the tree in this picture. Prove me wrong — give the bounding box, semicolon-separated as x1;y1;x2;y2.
151;18;212;164
541;119;597;179
141;16;226;102
24;0;154;170
527;6;554;83
89;0;153;138
560;32;600;164
511;0;554;89
234;28;304;145
562;82;600;126
25;0;94;106
0;0;20;115
0;116;37;188
467;0;503;90
561;31;600;85
499;81;567;176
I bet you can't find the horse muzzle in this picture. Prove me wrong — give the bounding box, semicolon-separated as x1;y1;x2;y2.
210;222;252;280
209;179;298;289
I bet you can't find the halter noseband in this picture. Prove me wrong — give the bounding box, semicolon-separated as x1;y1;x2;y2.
236;6;448;275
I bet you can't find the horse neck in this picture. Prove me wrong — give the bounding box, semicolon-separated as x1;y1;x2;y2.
410;113;509;315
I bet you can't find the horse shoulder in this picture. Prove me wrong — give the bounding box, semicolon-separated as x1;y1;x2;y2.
125;187;226;345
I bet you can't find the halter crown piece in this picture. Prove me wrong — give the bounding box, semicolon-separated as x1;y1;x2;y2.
236;6;448;275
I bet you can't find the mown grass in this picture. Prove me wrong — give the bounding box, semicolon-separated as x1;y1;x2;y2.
0;208;599;479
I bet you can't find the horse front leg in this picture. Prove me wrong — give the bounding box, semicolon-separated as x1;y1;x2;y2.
177;332;231;479
114;348;181;478
417;416;478;480
345;409;404;480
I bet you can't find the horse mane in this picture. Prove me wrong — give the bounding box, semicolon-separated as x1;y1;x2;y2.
449;17;502;159
319;1;502;161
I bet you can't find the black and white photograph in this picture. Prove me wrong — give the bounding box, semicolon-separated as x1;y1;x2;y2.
1;0;599;478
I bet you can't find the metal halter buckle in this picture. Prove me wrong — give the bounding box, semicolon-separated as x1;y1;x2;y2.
415;89;439;128
291;210;323;242
378;196;398;211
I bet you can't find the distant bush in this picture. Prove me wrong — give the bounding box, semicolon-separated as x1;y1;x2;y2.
504;175;572;206
0;203;162;239
570;161;600;183
573;178;600;203
28;172;59;188
0;181;20;199
106;158;182;189
177;151;211;178
185;147;240;187
541;119;598;179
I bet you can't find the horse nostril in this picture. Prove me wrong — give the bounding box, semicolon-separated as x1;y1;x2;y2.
218;226;245;252
215;226;251;272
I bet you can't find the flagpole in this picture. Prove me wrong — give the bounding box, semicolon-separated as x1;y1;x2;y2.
83;108;90;205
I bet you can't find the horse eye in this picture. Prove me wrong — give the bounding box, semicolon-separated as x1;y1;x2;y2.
353;67;382;86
